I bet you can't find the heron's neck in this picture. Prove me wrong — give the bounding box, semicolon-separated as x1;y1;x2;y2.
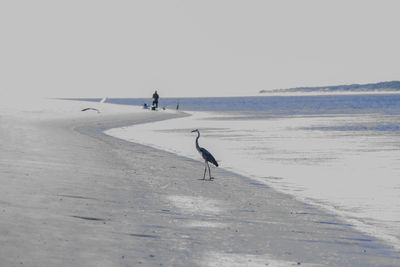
195;132;201;151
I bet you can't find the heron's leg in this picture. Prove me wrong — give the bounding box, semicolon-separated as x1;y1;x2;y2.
207;161;213;180
203;161;207;180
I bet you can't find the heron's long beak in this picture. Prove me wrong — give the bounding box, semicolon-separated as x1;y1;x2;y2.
191;129;198;133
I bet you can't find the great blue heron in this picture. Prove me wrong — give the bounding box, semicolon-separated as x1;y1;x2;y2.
191;129;218;180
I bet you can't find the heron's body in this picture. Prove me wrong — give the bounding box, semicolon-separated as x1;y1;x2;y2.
192;129;218;180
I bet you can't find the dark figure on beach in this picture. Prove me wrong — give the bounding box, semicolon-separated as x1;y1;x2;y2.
152;90;159;109
191;129;218;180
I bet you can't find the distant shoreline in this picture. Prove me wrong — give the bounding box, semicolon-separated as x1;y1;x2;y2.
259;90;400;97
62;90;400;105
260;80;400;95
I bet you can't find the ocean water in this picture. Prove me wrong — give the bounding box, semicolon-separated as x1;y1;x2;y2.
104;94;400;250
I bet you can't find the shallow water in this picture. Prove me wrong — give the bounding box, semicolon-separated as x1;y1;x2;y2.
105;94;400;250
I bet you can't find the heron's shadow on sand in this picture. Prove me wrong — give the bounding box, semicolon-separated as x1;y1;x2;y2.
198;178;214;181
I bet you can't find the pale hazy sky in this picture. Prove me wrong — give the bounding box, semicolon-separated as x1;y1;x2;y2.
1;1;399;98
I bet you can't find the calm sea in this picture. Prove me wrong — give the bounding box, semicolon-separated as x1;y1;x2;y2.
79;94;400;115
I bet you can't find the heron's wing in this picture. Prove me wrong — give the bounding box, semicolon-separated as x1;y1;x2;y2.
200;148;218;167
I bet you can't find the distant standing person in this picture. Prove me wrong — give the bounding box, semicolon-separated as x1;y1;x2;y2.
152;90;159;109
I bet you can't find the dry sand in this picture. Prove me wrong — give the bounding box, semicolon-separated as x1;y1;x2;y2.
0;99;399;266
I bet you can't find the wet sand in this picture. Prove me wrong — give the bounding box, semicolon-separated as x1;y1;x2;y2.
0;99;399;266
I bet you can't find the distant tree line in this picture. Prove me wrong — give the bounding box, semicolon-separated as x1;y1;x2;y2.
260;81;400;93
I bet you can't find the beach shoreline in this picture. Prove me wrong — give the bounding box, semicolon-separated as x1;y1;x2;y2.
1;99;399;266
105;100;400;253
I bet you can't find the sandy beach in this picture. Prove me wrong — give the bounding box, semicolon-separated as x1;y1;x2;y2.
1;99;399;267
